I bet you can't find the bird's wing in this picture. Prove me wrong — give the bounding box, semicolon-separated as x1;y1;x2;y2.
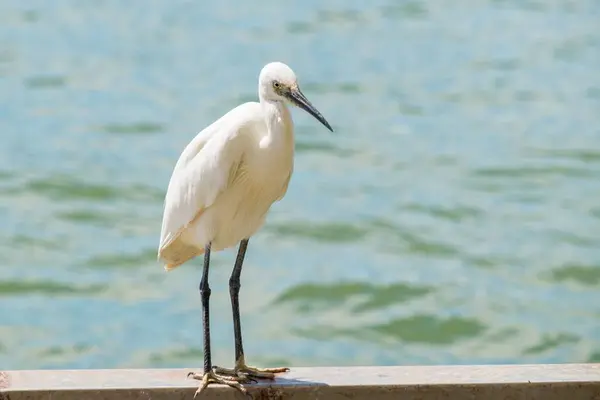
276;170;293;201
158;102;262;256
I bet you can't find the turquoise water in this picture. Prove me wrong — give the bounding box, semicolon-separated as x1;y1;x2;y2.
1;0;600;370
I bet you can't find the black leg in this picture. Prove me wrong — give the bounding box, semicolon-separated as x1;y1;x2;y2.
203;238;287;387
229;239;249;363
200;242;212;374
189;241;255;398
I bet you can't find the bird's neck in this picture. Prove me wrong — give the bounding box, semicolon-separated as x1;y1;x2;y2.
261;100;294;147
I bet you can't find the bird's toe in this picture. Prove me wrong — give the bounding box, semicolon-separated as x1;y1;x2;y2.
235;362;290;380
212;365;258;383
246;365;290;374
187;368;255;398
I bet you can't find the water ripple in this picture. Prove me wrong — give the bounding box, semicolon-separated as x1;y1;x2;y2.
24;75;67;89
367;315;487;345
57;209;116;227
302;82;364;95
295;315;486;346
522;333;580;355
532;148;600;164
267;221;368;243
38;344;93;358
0;280;105;296
402;203;482;223
22;175;163;203
274;281;433;314
85;249;158;269
147;346;203;364
547;264;600;287
9;234;64;250
472;165;595;179
380;1;429;20
101;122;164;135
371;219;461;257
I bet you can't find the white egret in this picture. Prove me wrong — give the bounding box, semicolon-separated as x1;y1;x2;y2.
158;61;333;397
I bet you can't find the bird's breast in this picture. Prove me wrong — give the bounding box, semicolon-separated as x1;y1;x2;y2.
250;155;292;191
254;135;294;179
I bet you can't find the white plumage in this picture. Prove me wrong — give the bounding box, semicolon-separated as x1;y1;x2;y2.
158;62;332;270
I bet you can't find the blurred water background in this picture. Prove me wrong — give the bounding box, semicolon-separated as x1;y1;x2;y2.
1;0;599;370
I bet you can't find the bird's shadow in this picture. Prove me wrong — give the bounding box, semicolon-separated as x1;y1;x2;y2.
241;376;329;399
252;376;327;388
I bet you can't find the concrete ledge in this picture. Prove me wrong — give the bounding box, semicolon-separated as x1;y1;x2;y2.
1;364;599;399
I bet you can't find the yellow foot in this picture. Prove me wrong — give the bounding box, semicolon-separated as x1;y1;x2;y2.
214;361;290;380
187;369;252;398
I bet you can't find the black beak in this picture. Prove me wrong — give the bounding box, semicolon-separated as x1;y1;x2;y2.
287;87;333;132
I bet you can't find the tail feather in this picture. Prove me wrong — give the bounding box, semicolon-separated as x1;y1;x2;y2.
159;239;204;271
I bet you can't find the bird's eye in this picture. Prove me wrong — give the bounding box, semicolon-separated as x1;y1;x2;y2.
273;81;280;89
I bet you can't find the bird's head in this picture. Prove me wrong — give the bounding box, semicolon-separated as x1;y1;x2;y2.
259;62;333;132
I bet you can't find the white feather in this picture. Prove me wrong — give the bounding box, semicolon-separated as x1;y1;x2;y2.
157;62;331;270
158;102;260;253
